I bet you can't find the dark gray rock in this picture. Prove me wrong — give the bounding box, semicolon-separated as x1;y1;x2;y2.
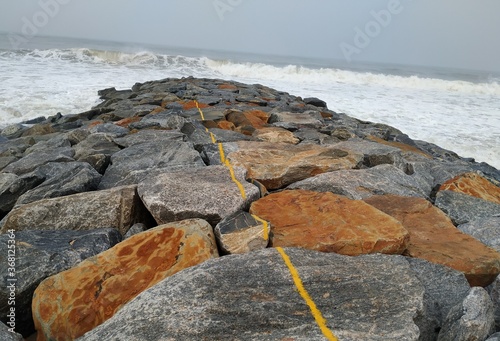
89;123;129;137
487;276;500;332
214;211;268;254
0;157;18;172
458;217;500;253
98;140;204;189
0;322;23;341
15;162;101;206
0;172;45;215
78;249;426;341
123;223;146;239
208;128;256;143
0;228;121;336
0;124;27;139
180;121;214;149
269;110;324;129
487;333;500;341
289;164;430;200
2;147;74;175
406;258;470;341
138;165;259;226
438;287;495;341
293;128;333;145
304;97;327;108
113;129;185;148
73;133;122;173
0;136;8;143
140;110;184;128
23;135;71;155
435;190;500;225
0;137;35;158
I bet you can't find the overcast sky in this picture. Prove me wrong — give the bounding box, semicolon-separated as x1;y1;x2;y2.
0;0;499;72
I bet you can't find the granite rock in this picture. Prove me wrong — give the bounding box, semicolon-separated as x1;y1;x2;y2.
252;126;300;144
458;217;500;253
2;147;74;175
269;110;324;129
0;323;23;341
0;172;44;215
112;129;186;148
439;172;500;205
435;190;500;225
72;133;121;173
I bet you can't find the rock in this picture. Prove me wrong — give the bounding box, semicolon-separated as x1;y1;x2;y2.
98;140;205;189
289;164;430;200
139;110;185;129
77;248;427;341
112;129;185;147
438;287;495;341
208;128;256;143
180;121;216;148
21;124;56;137
1;124;27;138
72;133;121;173
123;223;146;239
439;172;500;205
0;323;23;341
458;217;500;253
487;333;500;341
33;219;218;341
0;228;121;336
487;276;500;333
209;141;363;190
364;195;500;286
0;172;44;215
269;110;324;129
252;127;300;144
88;123;129;137
138;165;259;226
2;147;74;175
293;127;334;144
0;137;35;158
435;190;500;225
0;185;151;236
407;258;470;341
250;189;409;256
24;135;70;155
15;162;102;206
214;211;269;254
0;156;18;171
225;110;270;131
303;97;327;108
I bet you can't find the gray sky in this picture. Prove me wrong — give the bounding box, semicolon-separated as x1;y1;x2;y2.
1;0;499;72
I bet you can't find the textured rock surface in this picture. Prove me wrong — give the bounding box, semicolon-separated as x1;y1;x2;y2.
219;141;363;190
250;190;409;255
112;129;185;147
98;140;205;189
252;126;300;144
72;133;121;173
440;172;500;204
1;185;150;235
487;333;500;341
0;323;23;341
269;110;324;129
487;276;500;333
138;165;259;226
332;138;406;168
0;172;44;215
33;219;218;341
289;164;430;199
438;287;495;341
214;211;269;254
458;217;500;253
0;229;121;336
78;249;425;341
2;147;74;175
365;195;500;286
435;190;500;225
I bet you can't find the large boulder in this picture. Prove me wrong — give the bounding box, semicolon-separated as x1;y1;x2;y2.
0;229;121;337
138;165;259;226
0;172;44;215
78;249;426;341
72;133;122;173
0;185;151;236
364;195;500;286
98;140;205;189
289;164;430;199
2;147;74;175
112;129;186;148
250;189;409;256
458;217;500;253
33;219;218;341
0;322;23;341
439;172;500;204
435;190;500;225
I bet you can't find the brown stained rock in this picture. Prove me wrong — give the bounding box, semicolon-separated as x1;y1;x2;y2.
364;195;500;286
367;136;432;159
217;83;238;91
249;189;409;256
252;127;300;144
181;100;208;111
227;141;363;190
114;116;141;128
439;172;500;205
225;110;269;130
217;120;236;130
32;219;219;341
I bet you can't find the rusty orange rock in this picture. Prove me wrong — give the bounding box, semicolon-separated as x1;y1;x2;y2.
252;127;300;144
364;195;500;286
225;110;269;130
32;219;219;341
114;116;141;128
181;100;209;111
217;83;238;91
217;120;236;130
249;189;409;256
439;172;500;205
367;136;431;158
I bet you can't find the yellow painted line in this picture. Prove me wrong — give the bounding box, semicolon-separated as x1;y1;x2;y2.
217;142;226;164
195;101;206;120
276;247;338;341
209;132;217;144
251;214;269;241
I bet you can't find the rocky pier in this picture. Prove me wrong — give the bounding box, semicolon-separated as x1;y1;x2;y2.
1;77;500;340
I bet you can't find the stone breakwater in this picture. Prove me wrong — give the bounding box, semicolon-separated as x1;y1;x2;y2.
0;77;500;340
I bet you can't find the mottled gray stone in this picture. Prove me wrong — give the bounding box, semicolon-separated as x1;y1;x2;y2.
0;137;35;158
0;323;23;341
73;133;121;173
487;333;500;341
15;162;102;206
488;276;500;332
1;185;151;236
0;124;26;139
88;123;129;137
140;110;184;128
180;121;214;149
0;228;121;336
293;128;332;144
113;129;185;148
2;147;74;175
435;190;500;225
123;223;146;239
214;211;268;254
289;164;430;200
269;110;324;129
24;135;71;155
138;165;259;226
98;140;204;189
208;128;256;143
438;287;495;341
458;217;500;253
200;142;240;166
0;172;44;215
0;156;17;171
78;249;425;341
407;258;470;341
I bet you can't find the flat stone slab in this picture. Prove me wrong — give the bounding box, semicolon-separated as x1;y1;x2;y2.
365;195;500;287
33;219;218;341
250;189;409;256
138;165;260;226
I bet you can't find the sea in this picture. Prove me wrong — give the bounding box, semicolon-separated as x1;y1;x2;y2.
1;33;499;169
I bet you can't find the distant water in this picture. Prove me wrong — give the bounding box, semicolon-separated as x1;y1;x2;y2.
1;34;499;169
